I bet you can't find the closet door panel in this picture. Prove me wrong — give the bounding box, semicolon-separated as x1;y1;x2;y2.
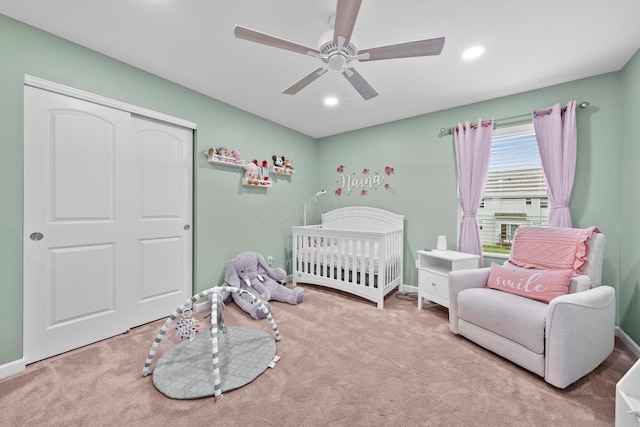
129;115;193;326
51;112;115;219
140;237;183;299
23;86;131;364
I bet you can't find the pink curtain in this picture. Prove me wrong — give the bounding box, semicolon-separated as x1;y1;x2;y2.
532;101;577;228
454;118;494;267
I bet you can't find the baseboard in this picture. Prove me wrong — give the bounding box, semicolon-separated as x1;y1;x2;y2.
0;358;26;380
401;284;418;293
616;327;640;358
194;298;211;313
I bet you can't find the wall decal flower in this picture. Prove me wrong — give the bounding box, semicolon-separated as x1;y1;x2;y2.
337;165;344;173
360;190;368;196
362;168;369;174
335;188;342;196
384;166;395;176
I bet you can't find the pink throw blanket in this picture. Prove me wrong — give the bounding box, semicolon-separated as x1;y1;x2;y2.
509;226;600;275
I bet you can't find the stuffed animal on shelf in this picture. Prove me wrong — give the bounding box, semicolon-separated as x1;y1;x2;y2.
207;147;217;160
272;155;286;174
223;251;304;319
243;162;260;185
284;158;295;175
232;149;243;165
218;147;231;160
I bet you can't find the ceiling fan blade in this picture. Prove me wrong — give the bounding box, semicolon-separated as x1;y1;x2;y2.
342;67;378;100
334;0;362;46
359;37;445;61
234;25;320;56
283;68;328;95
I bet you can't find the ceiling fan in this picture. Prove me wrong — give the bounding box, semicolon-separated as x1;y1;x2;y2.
234;0;445;100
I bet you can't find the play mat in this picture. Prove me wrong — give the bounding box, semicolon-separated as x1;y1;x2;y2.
142;286;281;401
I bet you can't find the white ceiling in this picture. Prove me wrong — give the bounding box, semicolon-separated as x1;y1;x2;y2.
2;0;639;138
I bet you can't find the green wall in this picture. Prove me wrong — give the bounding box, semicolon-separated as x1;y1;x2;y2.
317;73;623;298
0;15;316;366
1;13;638;369
620;49;640;343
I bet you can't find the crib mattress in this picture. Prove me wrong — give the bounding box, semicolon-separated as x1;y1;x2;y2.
296;247;398;274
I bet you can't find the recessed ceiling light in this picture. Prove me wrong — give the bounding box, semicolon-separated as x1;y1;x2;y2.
324;97;339;106
462;46;485;60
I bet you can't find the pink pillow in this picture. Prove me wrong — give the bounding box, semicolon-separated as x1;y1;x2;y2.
509;226;599;276
486;263;572;303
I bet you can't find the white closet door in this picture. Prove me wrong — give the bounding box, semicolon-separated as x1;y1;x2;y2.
128;115;193;327
23;87;193;364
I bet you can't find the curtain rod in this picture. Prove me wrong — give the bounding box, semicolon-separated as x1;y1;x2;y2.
438;101;590;136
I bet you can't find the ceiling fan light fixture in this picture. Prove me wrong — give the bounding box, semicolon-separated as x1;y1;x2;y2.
328;54;347;71
324;97;339;106
462;46;485;60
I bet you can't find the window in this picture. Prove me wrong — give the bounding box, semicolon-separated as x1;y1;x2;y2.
459;123;549;255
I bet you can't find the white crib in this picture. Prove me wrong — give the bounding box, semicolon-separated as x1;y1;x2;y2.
292;206;404;308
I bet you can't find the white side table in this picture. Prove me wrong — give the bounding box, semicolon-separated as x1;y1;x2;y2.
417;250;479;309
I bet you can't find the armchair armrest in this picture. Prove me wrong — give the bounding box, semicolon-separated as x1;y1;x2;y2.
568;274;591;293
448;267;490;334
544;285;616;388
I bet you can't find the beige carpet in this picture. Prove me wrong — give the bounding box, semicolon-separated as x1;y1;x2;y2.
1;285;636;426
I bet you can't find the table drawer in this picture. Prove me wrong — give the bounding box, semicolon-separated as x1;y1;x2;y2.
420;271;449;301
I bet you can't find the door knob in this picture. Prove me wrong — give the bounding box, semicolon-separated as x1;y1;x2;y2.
30;232;44;241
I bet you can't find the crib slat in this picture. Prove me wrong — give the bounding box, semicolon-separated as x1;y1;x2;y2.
348;239;354;284
357;240;360;284
328;236;336;279
363;240;370;286
368;240;376;289
299;232;304;274
382;233;389;285
389;234;393;285
300;232;306;274
322;238;329;278
304;230;311;274
338;238;343;280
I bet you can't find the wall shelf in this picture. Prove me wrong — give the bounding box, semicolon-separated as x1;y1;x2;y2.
242;177;272;187
203;149;279;189
204;151;244;168
272;165;294;176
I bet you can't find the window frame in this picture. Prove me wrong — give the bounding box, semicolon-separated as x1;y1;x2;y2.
457;123;549;258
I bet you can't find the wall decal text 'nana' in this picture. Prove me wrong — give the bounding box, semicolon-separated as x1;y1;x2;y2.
335;165;395;196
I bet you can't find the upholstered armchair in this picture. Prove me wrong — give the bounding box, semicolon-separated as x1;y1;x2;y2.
448;227;615;389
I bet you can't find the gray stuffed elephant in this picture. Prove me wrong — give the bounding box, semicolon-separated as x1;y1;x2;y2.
224;251;304;319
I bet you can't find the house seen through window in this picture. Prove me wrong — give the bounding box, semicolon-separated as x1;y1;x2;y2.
463;123;549;255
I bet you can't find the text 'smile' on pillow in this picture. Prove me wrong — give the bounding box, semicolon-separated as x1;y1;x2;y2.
486;263;572;303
